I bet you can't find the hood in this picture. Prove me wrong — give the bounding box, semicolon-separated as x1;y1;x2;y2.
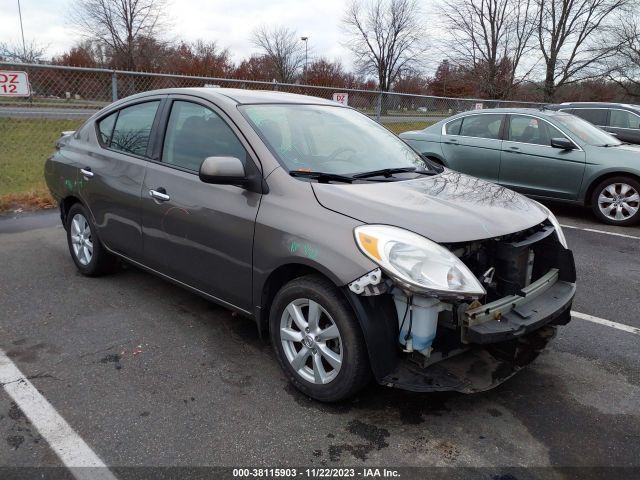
603;143;640;153
312;171;548;243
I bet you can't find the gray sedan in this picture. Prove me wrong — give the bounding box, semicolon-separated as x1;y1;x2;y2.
45;90;575;401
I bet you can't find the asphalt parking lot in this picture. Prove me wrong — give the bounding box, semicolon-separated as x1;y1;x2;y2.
0;203;639;478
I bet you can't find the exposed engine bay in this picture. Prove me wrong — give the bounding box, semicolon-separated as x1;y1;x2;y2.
348;221;576;393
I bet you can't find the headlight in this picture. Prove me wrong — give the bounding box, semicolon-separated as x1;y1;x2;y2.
354;225;486;298
536;203;568;248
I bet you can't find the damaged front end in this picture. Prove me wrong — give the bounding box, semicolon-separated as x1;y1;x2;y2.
347;220;576;394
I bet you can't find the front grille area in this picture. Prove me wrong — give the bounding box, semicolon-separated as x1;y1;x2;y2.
445;222;566;303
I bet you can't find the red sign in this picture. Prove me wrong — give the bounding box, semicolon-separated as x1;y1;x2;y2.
332;93;349;105
0;71;30;96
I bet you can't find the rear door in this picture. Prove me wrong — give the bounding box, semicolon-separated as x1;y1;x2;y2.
499;114;585;199
606;109;640;144
79;98;163;259
440;113;505;181
140;96;261;312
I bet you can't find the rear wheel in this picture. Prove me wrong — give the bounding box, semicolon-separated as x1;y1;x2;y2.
66;203;118;275
269;275;371;402
591;177;640;226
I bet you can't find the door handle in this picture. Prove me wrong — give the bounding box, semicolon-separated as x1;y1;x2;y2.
444;138;458;144
80;167;94;178
149;188;170;202
508;146;521;152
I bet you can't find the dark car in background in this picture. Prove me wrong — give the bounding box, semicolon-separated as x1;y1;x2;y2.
45;89;576;402
400;108;640;226
546;102;640;145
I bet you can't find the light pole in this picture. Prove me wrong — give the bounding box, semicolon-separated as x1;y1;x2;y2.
300;36;308;84
17;0;27;60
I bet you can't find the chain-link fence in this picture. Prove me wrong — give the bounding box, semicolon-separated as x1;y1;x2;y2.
0;61;544;209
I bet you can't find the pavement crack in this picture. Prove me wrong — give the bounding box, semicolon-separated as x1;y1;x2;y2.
1;372;58;387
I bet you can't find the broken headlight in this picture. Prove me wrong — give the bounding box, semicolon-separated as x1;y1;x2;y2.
354;225;486;298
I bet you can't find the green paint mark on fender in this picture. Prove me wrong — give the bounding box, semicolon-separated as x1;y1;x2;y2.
64;178;84;191
303;244;318;260
288;240;318;260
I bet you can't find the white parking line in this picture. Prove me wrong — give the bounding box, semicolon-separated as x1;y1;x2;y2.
561;224;640;240
572;311;640;335
0;349;117;480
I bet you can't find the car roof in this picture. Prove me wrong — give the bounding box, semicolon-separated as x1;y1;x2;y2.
449;107;570;117
117;87;341;106
548;102;640;111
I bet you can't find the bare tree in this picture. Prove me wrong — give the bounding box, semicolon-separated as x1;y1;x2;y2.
342;0;425;91
441;0;535;99
0;40;46;63
70;0;168;70
251;25;305;83
609;15;640;97
535;0;630;101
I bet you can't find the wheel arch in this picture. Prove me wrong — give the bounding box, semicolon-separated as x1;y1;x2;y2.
256;263;337;338
584;171;640;206
256;263;400;382
59;195;84;229
423;154;446;166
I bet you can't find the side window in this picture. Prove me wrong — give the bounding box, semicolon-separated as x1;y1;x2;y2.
546;122;567;141
444;117;463;135
97;111;117;146
610;110;640;129
572;109;607;126
459;115;503;140
162;101;247;172
111;101;160;157
509;115;551;146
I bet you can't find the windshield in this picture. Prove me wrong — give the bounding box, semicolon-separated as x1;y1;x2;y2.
553;113;622;146
240;104;431;176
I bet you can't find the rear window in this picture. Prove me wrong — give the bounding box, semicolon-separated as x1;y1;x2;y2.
109;101;160;157
571;108;607;125
97;112;117;146
459;114;503;140
444;117;463;135
610;109;640;129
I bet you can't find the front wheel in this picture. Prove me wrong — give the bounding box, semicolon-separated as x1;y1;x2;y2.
269;275;371;402
591;177;640;226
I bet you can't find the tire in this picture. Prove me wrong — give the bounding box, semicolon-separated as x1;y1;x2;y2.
590;176;640;226
269;275;371;402
66;203;118;276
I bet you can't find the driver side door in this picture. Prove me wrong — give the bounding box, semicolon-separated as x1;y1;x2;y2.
499;114;585;199
140;97;262;312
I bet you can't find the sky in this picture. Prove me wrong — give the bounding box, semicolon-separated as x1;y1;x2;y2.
0;0;364;68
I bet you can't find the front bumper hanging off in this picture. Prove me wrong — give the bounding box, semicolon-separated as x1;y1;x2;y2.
463;268;575;344
377;268;575;394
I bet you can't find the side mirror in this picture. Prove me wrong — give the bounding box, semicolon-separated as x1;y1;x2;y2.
199;156;247;185
550;137;576;150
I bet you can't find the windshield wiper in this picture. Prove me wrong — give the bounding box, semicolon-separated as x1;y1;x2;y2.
351;167;417;179
290;170;354;183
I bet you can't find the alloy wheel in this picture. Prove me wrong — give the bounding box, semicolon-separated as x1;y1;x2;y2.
597;183;639;222
70;213;93;266
280;298;343;385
